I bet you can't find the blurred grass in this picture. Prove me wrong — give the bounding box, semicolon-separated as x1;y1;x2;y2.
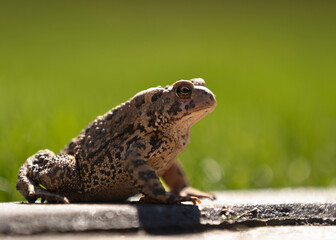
0;0;335;202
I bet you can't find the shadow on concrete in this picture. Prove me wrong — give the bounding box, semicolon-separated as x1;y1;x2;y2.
136;204;203;235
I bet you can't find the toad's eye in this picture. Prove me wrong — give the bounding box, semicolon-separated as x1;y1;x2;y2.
176;85;192;99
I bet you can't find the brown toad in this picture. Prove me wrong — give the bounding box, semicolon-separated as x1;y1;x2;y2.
16;78;216;204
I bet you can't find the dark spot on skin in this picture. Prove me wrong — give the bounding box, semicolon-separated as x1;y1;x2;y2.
138;170;157;181
149;132;162;148
115;152;121;160
100;169;111;176
123;124;135;135
133;159;147;167
153;188;165;196
147;116;157;128
185;105;189;110
146;109;155;117
104;150;113;163
167;101;182;116
151;91;162;103
126;136;138;148
136;124;146;133
135;95;145;108
94;155;104;165
188;100;196;109
209;95;214;101
81;163;89;174
134;142;146;149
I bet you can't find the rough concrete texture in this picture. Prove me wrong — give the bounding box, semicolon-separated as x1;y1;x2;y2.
1;188;336;237
2;226;336;240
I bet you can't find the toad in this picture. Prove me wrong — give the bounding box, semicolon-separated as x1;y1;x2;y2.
17;78;216;204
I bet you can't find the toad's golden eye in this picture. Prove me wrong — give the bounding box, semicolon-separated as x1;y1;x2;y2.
176;85;192;99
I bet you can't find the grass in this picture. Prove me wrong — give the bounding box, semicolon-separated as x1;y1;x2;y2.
0;0;335;202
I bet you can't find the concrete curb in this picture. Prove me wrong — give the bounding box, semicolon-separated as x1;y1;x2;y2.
1;188;336;235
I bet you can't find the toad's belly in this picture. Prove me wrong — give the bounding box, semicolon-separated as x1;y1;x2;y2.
67;182;139;203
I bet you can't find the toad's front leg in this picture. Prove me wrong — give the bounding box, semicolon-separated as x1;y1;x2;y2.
123;151;200;204
162;160;215;200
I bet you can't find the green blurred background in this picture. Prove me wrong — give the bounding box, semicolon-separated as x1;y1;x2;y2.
1;0;335;202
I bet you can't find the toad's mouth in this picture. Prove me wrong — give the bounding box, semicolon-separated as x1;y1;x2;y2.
188;101;216;115
172;105;215;123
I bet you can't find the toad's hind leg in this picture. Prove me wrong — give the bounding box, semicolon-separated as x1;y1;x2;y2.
16;149;79;203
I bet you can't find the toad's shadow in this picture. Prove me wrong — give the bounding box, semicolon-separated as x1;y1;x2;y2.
135;203;202;234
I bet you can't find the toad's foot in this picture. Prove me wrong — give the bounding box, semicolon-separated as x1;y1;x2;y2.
179;186;216;200
32;185;70;204
17;174;69;204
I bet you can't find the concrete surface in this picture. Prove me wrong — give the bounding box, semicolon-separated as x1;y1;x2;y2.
1;188;336;238
2;226;336;240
